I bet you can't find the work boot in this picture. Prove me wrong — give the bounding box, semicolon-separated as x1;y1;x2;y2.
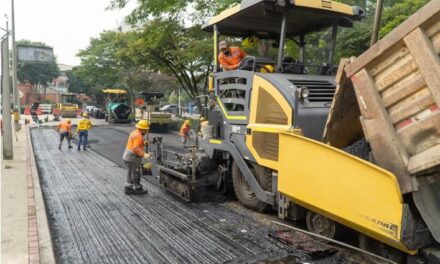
124;186;135;195
133;186;148;195
77;147;81;151
68;145;73;149
83;147;87;151
58;145;61;150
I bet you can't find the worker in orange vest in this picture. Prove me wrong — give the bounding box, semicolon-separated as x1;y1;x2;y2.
179;119;191;145
218;40;247;71
56;119;73;150
122;120;150;195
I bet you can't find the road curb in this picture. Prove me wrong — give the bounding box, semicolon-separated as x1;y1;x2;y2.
26;127;56;264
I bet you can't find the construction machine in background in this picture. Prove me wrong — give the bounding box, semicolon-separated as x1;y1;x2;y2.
58;93;79;118
135;92;172;130
150;0;440;263
102;89;132;124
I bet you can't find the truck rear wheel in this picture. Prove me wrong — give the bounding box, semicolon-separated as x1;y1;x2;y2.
306;211;337;239
232;161;271;212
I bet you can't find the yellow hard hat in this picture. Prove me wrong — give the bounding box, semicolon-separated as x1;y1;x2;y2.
184;119;191;125
136;119;150;130
83;112;89;117
66;119;71;123
260;64;275;73
200;117;206;121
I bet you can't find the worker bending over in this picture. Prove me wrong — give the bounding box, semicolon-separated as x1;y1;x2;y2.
122;120;150;195
218;40;247;71
180;119;191;145
57;119;73;150
76;113;92;151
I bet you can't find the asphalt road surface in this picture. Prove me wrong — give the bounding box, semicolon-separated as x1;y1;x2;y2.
86;124;183;168
32;125;367;264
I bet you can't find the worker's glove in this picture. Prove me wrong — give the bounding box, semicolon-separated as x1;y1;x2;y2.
144;140;149;146
143;153;150;159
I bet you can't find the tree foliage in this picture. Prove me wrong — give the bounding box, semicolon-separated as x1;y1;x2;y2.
66;67;91;94
76;31;124;89
108;0;240;23
70;0;431;107
379;0;429;37
72;29;182;104
123;19;212;101
73;19;211;107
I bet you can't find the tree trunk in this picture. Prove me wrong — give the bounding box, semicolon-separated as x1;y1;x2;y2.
43;86;47;102
258;40;270;56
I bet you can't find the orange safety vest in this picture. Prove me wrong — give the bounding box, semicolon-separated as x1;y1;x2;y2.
57;122;71;133
218;46;247;70
179;124;190;136
126;129;145;157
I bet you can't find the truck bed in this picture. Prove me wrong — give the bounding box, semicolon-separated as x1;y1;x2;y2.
323;1;440;243
325;0;440;194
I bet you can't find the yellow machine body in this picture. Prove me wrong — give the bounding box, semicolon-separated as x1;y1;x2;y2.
245;75;292;170
59;105;78;118
59;93;79;118
277;131;416;254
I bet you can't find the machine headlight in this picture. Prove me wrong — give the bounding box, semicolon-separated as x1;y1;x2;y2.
295;87;310;101
277;0;287;7
301;88;310;99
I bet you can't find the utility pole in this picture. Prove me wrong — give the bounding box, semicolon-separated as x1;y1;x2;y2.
371;0;384;46
11;0;20;111
11;0;20;118
2;22;14;159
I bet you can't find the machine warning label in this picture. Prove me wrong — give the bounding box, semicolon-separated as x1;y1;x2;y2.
362;215;399;239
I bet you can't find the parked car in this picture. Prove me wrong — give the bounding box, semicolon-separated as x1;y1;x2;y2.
91;107;105;119
160;104;179;115
85;105;96;113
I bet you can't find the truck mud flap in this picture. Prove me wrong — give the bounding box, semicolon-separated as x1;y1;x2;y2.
413;180;440;243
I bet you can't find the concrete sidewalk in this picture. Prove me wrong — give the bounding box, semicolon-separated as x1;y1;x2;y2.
1;124;55;264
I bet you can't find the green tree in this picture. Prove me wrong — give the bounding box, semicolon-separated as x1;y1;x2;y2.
74;30;179;106
335;0;429;61
76;31;124;89
108;0;240;23
122;19;212;107
379;0;429;37
66;67;91;94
